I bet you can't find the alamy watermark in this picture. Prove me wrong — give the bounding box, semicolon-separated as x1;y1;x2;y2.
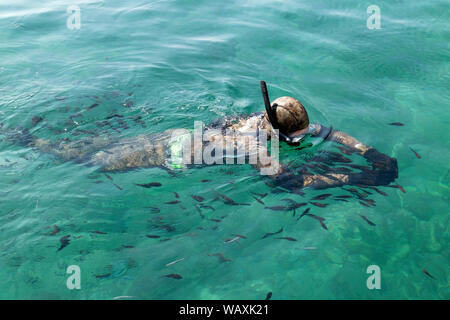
366;265;381;289
366;5;381;30
66;265;81;290
67;5;81;30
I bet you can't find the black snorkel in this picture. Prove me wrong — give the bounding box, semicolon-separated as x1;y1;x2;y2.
260;80;296;143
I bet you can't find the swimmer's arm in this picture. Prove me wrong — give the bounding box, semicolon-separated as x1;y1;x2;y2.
298;129;398;189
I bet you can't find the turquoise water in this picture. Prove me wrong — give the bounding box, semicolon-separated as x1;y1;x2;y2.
0;0;449;299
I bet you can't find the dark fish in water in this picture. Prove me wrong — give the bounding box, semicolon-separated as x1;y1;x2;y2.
275;237;297;242
191;195;204;202
387;184;405;193
389;122;404;126
173;192;179;198
209;253;232;262
359;215;376;226
312;194;332;200
305;213;325;222
58;235;70;251
367;186;388;196
409;147;421;159
31;116;44;126
112;183;123;190
215;192;238;205
104;173;113;181
422;269;435;280
87;103;99;110
105;113;124;119
146;235;161;239
164;273;183;280
91;231;107;234
253;196;265;205
44;225;60;236
334;198;349;202
165;200;180;205
282;199;307;210
265;206;287;211
359;201;371;208
95;273;111;279
264;181;274;188
335;195;352;199
262;228;283;239
297;208;310;220
208;219;221;223
251;192;268;199
309;202;328;208
265;292;272;300
135;182;162;188
200;180;211;183
319;221;328;231
238;203;250;206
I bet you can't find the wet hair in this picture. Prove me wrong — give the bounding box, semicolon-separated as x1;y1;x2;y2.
264;96;309;134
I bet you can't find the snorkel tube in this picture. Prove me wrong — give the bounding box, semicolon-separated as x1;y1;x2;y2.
260;80;292;143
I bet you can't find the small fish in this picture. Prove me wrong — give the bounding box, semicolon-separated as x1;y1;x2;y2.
146;235;161;239
309;202;328;208
208;219;221;223
200;180;211;183
224;237;240;244
264;206;287;211
209;253;232;262
262;228;283;239
359;215;376;226
104;173;113;181
44;225;60;236
191;195;204;202
165;258;185;267
359;200;371;207
135;182;162;188
297;208;310;220
334;198;349;202
312;194;332;200
253;196;265;205
305;213;325;222
87;103;99;110
388;122;404;126
173;192;179;198
215;192;237;205
95;273;111;279
232;234;247;239
319;221;328;231
165;200;180;205
112;183;123;190
421;269;435;280
251;192;268;199
164;273;183;280
58;235;70;251
91;231;107;234
275;237;297;242
409;147;421;159
388;184;406;193
105;114;124;119
265;292;272;300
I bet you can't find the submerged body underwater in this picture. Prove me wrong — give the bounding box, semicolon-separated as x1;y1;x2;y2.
0;0;448;300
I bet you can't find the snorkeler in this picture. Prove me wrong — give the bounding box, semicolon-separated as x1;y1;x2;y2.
1;81;398;191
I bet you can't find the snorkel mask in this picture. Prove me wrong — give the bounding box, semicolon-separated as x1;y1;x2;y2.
260;81;308;144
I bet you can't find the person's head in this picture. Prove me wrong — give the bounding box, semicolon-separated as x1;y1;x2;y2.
264;96;309;138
